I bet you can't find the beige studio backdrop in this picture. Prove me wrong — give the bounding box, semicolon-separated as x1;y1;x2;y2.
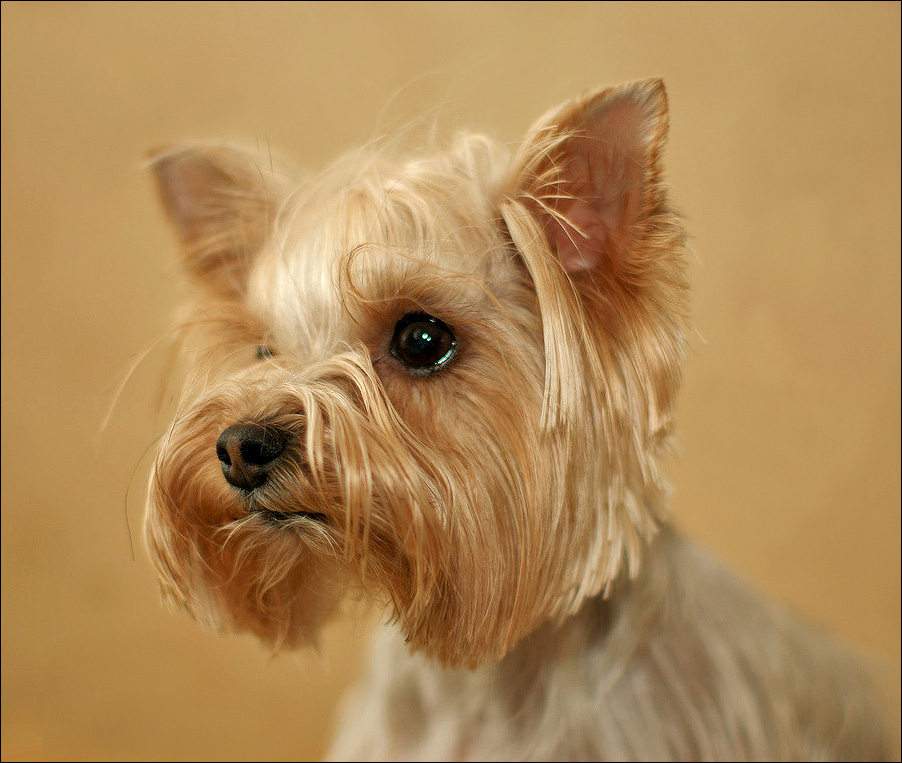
1;2;899;761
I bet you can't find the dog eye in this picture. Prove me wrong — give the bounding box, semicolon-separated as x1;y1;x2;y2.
256;345;275;360
390;313;457;374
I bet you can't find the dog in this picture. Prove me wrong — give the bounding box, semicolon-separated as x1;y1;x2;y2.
144;78;895;760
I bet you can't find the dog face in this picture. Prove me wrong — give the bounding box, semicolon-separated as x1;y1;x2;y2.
145;78;688;668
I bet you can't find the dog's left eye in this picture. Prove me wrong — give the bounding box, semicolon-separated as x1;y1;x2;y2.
390;313;457;374
256;345;275;360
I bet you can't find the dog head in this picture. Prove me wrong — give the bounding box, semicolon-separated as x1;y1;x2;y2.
145;78;688;668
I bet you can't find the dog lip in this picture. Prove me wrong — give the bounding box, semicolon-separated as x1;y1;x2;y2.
255;508;329;526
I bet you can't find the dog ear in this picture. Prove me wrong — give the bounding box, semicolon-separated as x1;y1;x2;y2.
501;79;686;431
506;77;671;283
147;144;288;300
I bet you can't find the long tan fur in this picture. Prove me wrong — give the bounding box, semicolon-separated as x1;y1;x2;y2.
144;79;895;759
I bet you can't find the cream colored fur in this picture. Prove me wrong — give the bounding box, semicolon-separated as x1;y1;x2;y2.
330;528;890;760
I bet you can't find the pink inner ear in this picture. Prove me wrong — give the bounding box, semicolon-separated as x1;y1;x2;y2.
155;154;226;245
547;98;650;275
547;198;608;274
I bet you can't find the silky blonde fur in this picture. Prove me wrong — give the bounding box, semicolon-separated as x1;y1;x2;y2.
144;79;894;760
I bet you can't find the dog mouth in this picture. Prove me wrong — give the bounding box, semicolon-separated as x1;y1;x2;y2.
253;508;329;527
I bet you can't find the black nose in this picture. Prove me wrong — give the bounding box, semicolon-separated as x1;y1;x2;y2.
216;423;286;491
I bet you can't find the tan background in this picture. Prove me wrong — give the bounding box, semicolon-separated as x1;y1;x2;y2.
2;2;899;760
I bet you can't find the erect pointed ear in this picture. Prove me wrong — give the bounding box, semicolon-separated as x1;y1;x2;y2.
500;79;687;430
147;143;289;300
506;78;670;281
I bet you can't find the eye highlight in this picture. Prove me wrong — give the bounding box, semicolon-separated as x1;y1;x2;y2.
390;313;457;375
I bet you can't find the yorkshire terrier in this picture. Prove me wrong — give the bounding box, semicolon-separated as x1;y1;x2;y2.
144;78;894;760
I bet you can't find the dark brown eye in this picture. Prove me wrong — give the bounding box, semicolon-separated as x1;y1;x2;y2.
390;313;457;374
256;345;275;360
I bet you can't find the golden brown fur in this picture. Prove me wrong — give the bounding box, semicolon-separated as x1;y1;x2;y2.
144;79;894;759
